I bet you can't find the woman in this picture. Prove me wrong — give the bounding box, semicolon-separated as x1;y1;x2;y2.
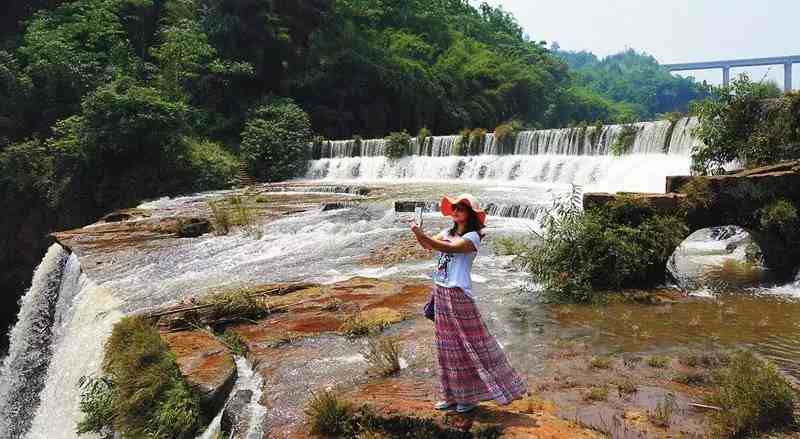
409;193;527;413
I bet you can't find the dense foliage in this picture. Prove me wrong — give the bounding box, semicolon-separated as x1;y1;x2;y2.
240;98;312;181
555;47;709;121
692;74;800;174
527;191;688;303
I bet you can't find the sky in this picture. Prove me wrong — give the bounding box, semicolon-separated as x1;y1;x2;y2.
482;0;799;89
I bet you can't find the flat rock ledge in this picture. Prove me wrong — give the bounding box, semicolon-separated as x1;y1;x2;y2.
162;330;237;417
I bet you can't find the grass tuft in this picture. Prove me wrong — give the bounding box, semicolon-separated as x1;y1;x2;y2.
361;336;402;377
647;356;670;369
584;386;609;402
78;316;205;438
340;308;403;337
589;356;613;370
305;390;353;436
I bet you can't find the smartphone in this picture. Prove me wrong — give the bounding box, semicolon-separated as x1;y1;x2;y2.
414;206;423;227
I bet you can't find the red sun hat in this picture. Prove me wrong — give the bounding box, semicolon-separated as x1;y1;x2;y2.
440;193;487;226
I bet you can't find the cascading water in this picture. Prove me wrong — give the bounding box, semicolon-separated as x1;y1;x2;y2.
318;117;700;159
307;118;701;194
0;245;69;438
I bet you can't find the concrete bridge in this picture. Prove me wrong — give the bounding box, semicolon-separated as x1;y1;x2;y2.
664;55;800;92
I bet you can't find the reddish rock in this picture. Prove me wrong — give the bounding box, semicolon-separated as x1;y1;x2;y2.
162;330;237;415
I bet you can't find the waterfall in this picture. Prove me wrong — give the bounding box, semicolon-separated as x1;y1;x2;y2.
0;245;69;438
27;257;122;439
316;117;702;160
668;117;702;155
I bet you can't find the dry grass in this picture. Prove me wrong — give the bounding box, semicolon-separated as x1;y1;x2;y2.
590;356;613;370
647;356;670;369
305;390;353;436
584;386;609;402
617;379;638;397
649;393;676;428
340;307;403;337
361;336;402;377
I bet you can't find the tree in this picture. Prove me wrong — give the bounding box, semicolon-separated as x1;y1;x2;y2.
240;98;312;182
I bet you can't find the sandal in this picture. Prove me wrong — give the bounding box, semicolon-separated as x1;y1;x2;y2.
434;400;456;410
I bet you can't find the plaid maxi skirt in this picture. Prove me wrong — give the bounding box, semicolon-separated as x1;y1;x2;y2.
433;284;527;405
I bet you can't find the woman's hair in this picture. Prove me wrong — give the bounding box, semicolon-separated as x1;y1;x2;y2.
449;203;486;239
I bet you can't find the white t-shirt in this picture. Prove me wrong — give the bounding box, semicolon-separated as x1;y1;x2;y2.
431;228;481;299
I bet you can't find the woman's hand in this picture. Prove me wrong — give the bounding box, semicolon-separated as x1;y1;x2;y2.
408;219;433;250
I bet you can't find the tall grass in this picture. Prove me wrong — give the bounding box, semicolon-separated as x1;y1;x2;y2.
78;316;205;438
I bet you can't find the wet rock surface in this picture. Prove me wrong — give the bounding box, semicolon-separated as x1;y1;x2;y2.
162;330;237;416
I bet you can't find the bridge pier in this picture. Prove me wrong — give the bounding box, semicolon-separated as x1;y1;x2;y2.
722;65;730;87
786;63;793;93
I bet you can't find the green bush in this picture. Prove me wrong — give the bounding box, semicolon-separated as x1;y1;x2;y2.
240;97;312;182
528;193;689;302
692;74;800;174
493;122;517;154
416;127;431;142
384;131;412;159
759;199;799;235
185;138;240;191
53;78;189;166
78;316;205;439
469;128;487;155
610;124;638;155
706;351;796;438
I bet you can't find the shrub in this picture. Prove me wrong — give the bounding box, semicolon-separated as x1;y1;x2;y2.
707;351;796;437
679;178;715;212
76;376;115;437
457;128;471;156
305;390;353;436
493;122;517;154
361;336;402;377
240;97;312;182
469;128;487;155
384;131;411;159
416;127;431;142
610;124;638;155
759;199;799;235
692;74;800;174
185;138;240;191
529;191;689;302
78;316;205;438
